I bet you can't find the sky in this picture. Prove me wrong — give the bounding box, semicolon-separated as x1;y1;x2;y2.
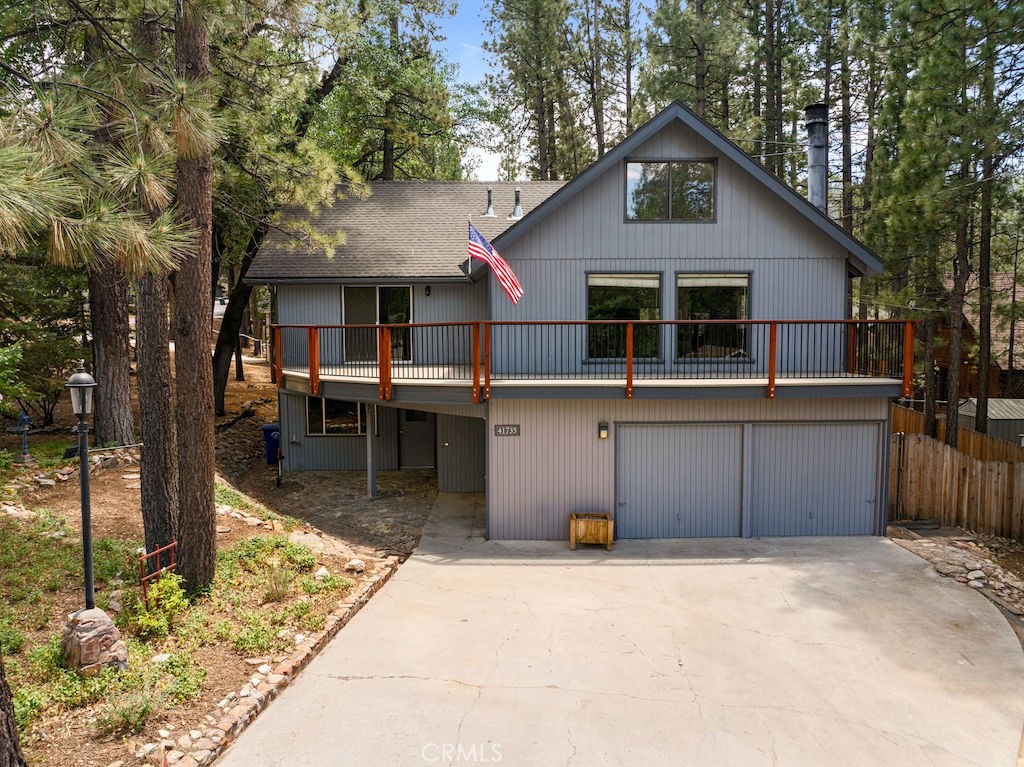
434;0;503;179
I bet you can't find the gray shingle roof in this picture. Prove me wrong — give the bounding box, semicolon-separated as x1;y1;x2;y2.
247;181;564;282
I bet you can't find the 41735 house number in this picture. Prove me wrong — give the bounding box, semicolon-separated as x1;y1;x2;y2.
494;424;521;437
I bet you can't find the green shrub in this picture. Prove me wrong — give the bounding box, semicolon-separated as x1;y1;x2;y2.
130;572;189;638
219;536;316;574
233;613;275;655
49;666;117;708
13;685;46;730
300;574;350;595
262;567;293;604
93;689;158;735
0;449;12;470
291;600;312;620
0;616;25;654
27;634;64;680
157;653;206;703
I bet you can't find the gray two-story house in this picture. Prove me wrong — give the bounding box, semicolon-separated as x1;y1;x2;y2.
248;101;912;540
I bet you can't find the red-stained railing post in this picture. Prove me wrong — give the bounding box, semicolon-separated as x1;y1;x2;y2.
307;327;320;395
272;326;282;387
846;322;858;374
768;322;777;399
378;326;392;400
483;323;492;400
902;321;915;398
625;323;634;399
472;323;481;404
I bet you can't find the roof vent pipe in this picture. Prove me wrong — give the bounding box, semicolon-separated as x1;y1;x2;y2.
512;187;523;219
485;187;495;217
804;103;828;214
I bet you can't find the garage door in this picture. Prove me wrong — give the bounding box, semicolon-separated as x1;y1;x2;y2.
750;423;880;536
615;421;881;539
616;424;743;538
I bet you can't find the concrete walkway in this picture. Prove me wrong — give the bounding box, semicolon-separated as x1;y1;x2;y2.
218;495;1024;767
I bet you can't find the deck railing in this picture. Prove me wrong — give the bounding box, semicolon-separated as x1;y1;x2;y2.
271;319;915;402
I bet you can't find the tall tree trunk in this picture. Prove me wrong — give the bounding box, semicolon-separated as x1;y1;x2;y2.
590;0;606;156
840;22;853;233
134;15;180;561
88;268;135;446
534;83;548;179
624;0;634;133
0;655;26;767
976;34;996;430
174;0;216;590
945;194;971;450
923;314;938;438
694;0;707;117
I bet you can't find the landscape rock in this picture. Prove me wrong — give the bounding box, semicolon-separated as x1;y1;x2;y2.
344;558;366;574
62;608;128;675
151;653;172;664
313;566;329;580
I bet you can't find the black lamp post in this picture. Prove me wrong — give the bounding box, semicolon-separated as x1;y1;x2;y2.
66;362;97;610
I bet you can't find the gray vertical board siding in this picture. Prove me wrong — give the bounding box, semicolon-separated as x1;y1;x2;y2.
437;415;487;492
277;283;486;368
749;422;881;536
411;282;487;366
616;424;743;538
488;119;850;372
486;397;890;540
278;391;398;471
277;285;343;366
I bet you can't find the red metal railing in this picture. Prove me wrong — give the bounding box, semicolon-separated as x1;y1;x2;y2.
272;319;916;402
139;540;177;611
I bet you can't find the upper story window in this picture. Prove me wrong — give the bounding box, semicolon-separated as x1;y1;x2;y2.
307;397;367;436
587;273;661;359
625;161;715;221
677;274;749;359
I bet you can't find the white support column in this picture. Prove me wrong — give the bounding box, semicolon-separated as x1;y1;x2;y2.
366;404;377;498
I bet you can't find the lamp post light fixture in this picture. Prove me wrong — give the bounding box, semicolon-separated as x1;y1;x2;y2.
12;410;34;465
66;362;97;609
61;362;127;675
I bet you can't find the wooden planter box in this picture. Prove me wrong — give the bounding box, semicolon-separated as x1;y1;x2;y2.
569;512;614;551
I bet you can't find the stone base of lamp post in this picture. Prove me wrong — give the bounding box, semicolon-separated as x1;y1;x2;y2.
61;608;128;676
12;453;36;466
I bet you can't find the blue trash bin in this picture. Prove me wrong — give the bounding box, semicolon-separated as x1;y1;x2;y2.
260;423;281;465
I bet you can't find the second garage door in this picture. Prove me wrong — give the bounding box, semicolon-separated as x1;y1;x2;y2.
615;421;881;538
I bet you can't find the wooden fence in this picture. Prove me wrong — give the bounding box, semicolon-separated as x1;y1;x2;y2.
890;403;1024;463
889;433;1024;540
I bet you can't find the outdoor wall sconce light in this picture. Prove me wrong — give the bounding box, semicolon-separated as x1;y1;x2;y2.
424;285;431;296
598;422;609;440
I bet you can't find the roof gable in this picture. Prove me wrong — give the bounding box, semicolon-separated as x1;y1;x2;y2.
493;101;883;276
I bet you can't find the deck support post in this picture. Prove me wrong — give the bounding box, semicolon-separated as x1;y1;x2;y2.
366;404;377;498
483;323;492;400
272;326;282;388
472;323;481;404
307;327;320;395
767;322;777;399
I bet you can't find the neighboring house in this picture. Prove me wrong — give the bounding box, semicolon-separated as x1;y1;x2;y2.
247;101;914;540
932;313;1002;401
959;398;1024;446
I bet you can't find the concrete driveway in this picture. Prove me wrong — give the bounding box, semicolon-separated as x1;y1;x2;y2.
218;496;1024;767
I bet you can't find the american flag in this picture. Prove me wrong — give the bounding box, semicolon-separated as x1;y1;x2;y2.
468;222;524;305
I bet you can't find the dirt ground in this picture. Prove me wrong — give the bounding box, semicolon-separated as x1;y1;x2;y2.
1;356;437;767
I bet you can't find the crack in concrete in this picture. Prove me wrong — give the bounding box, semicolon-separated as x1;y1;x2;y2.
314;672;690;704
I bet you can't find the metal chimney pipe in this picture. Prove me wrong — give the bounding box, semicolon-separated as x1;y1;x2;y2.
485;187;494;217
804;103;828;214
512;187;523;219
